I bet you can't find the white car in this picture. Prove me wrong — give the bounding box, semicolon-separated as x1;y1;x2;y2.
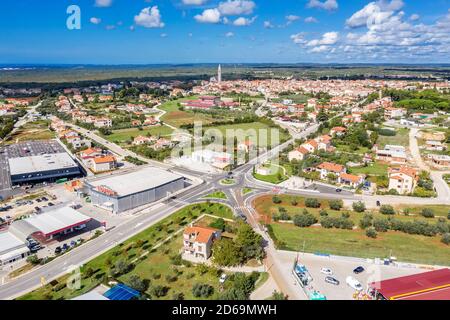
320;267;333;275
346;276;363;291
219;274;227;284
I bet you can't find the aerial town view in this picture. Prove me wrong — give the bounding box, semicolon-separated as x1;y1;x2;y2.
0;0;449;310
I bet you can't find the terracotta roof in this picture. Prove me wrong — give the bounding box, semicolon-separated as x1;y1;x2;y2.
184;226;218;244
305;139;318;148
340;173;362;183
296;146;310;154
93;155;116;164
318;162;345;173
82;147;102;155
331;126;346;132
389;166;417;178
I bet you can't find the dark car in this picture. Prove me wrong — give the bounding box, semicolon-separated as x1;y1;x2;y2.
48;202;55;206
325;276;340;286
353;266;365;274
42;197;48;202
36;198;42;203
376;201;381;206
335;188;342;193
62;243;70;251
34;206;41;212
54;246;62;254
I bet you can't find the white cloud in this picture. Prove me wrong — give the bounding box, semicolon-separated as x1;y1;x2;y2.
304;16;318;23
264;21;274;29
225;31;234;37
307;0;338;11
307;31;339;46
182;0;208;5
90;17;101;24
134;6;165;28
345;0;404;28
194;8;221;23
160;33;168;37
232;16;257;26
310;45;329;53
290;33;307;44
95;0;113;8
286;15;300;22
409;14;420;21
218;0;255;16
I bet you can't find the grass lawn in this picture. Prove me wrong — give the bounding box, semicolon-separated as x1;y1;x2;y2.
220;178;236;185
242;188;254;195
102;126;174;144
19;202;234;300
6;120;54;144
210;122;290;147
203;191;227;200
394;204;450;218
377;128;410;148
269;223;450;266
349;162;388;176
335;144;370;155
253;164;289;185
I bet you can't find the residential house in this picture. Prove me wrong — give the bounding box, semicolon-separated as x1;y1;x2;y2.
94;117;112;128
384;107;406;120
317;162;346;180
375;145;407;164
425;140;447;151
330;127;347;137
428;154;450;169
339;173;365;188
80;147;103;160
132;135;156;146
91;155;117;173
388;166;418;194
183;226;221;260
288;146;309;162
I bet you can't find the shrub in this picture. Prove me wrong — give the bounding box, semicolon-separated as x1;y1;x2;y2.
441;233;450;245
305;198;321;208
380;205;396;215
278;212;291;221
272;196;282;204
328;199;343;211
373;218;390;232
319;209;329;217
293;211;318;228
352;201;366;213
291;199;298;206
151;285;169;298
366;227;378;239
128;275;148;292
192;283;214;298
421;208;435;218
341;212;350;219
172;292;185;300
359;214;373;229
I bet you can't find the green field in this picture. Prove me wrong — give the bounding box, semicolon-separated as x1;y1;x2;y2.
269;223;450;266
210;122;289;147
349;162;388;176
19;203;235;300
159;97;217;128
377;128;410;148
253;164;289;185
102;126;174;144
5;120;54;144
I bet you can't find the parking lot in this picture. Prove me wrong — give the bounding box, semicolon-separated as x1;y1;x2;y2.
276;250;429;300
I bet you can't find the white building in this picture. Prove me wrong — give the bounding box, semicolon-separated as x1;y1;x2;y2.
0;232;30;266
388;166;418;194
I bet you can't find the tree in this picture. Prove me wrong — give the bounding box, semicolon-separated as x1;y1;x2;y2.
235;222;265;262
352;201;366;213
359;214;373;229
441;233;450;245
270;291;288;300
26;254;41;265
328;199;343;211
212;239;241;267
272;196;282;204
151;285;169;298
293;210;318;228
373;218;390;232
128;275;148;292
380;205;396;215
305;198;320;208
421;208;435;218
366;227;378;239
192;283;214;298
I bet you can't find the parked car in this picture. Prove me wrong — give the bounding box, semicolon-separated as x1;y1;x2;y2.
70;240;77;247
41;197;48;202
346;276;363;291
36;198;42;203
47;202;54;206
219;274;227;284
325;276;340;286
335;189;342;193
353;266;365;274
320;267;333;275
62;243;69;251
54;246;62;254
30;245;41;252
376;200;381;206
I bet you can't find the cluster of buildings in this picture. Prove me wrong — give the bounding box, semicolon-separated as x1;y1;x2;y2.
181;95;240;110
132;135;174;150
79;147;117;174
288;135;334;162
51;118;91;150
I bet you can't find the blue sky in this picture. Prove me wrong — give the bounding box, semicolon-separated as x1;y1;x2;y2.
0;0;449;64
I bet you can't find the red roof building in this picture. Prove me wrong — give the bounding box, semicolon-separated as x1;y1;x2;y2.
368;268;450;300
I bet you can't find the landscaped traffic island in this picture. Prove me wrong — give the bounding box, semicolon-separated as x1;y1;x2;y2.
253;194;450;266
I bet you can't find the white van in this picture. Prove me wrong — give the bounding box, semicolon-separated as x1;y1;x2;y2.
346;276;363;291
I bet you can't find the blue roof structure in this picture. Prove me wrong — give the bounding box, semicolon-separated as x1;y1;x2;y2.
104;284;140;301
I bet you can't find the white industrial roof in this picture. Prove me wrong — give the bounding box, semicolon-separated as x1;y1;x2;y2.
72;291;110;301
0;232;27;254
8;153;79;175
24;207;92;236
88;167;184;197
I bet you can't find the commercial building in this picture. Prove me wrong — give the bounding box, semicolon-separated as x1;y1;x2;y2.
0;140;82;188
10;206;92;241
84;167;186;213
368;268;450;300
0;232;30;266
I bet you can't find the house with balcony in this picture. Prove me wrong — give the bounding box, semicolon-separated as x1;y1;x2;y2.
388;166;418;195
183;226;221;260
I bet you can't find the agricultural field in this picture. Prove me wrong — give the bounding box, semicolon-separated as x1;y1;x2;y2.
254;194;450;266
159;97;217;128
376;127;410;148
5;120;54;144
101;126;174;144
19;203;245;300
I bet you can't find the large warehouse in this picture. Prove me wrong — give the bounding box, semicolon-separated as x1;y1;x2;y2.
0;140;82;188
84;167;186;213
0;232;30;266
